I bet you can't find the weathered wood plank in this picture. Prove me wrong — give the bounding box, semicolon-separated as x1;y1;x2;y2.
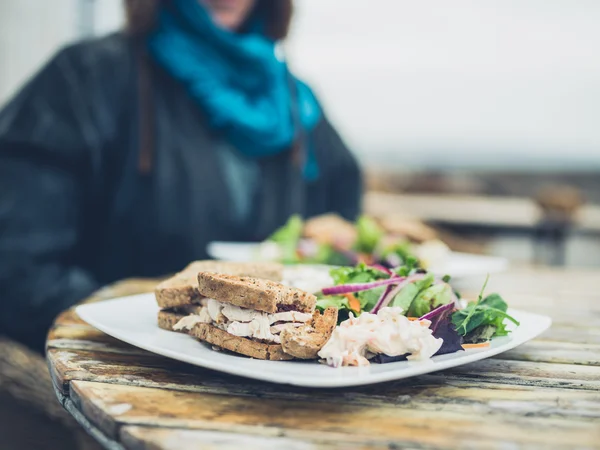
505;303;600;329
497;340;600;366
502;294;600;310
47;349;202;395
48;345;600;402
453;268;600;295
535;325;600;345
55;308;93;328
120;426;354;450
524;305;600;325
48;347;600;424
365;192;600;232
47;319;600;391
54;310;600;350
47;326;148;355
47;273;600;449
71;381;600;449
49;326;214;359
49;319;600;361
441;358;600;390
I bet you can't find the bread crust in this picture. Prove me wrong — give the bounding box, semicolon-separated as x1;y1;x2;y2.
189;323;294;360
280;308;338;359
303;214;357;249
196;272;316;314
155;261;284;309
157;310;186;332
156;262;331;361
159;307;337;361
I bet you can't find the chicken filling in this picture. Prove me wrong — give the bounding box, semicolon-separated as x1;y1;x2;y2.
173;299;312;344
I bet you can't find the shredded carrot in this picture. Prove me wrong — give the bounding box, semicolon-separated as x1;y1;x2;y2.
407;317;429;327
462;342;491;349
343;293;361;313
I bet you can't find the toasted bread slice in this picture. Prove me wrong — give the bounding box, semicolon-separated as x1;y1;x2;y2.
189;323;293;360
378;215;438;243
157;310;186;332
303;214;357;249
196;272;316;314
280;308;338;359
160;307;336;360
155;261;284;309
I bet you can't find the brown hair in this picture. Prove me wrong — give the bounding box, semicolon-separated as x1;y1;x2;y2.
124;0;293;40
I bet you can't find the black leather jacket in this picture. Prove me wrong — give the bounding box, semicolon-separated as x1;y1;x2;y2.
0;33;361;351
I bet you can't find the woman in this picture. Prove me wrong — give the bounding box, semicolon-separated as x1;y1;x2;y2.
0;0;361;351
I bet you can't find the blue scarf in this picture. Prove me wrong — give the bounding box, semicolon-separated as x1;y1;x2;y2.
148;0;321;180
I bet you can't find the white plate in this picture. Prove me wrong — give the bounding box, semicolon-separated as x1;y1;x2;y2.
76;294;551;388
207;241;509;279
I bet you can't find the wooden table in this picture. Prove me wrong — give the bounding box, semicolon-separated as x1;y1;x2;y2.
365;192;600;232
366;192;600;266
47;269;600;450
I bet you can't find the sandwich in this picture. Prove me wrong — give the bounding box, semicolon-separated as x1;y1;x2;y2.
303;213;358;250
156;260;284;330
155;262;337;360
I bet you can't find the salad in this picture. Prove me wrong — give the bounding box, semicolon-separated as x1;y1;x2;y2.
260;214;451;269
313;262;519;367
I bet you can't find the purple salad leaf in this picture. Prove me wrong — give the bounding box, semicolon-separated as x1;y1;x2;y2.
432;318;464;356
420;302;464;356
371;353;409;364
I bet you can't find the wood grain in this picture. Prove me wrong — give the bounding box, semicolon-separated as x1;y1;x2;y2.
500;340;600;366
47;321;600;395
120;426;351;450
364;191;600;231
71;381;600;449
47;271;600;450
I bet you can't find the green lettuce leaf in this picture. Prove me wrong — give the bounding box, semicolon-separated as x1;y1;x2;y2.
268;215;303;263
389;282;420;313
315;295;356;324
354;216;383;254
407;278;453;317
388;273;434;315
316;295;349;311
393;256;421;276
452;292;519;337
329;263;388;286
359;286;386;311
463;324;497;344
382;241;416;266
308;244;353;266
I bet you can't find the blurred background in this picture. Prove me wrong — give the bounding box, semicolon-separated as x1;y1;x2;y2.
3;0;598;267
1;2;599;449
